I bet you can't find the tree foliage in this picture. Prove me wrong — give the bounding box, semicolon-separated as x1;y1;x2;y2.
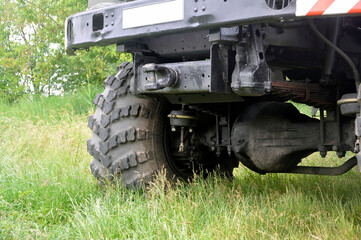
0;0;130;102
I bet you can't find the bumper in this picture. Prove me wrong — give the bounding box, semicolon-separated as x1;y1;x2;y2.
65;0;297;54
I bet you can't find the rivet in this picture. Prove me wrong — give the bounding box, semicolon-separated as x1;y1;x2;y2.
111;13;114;17
194;7;198;12
202;6;206;11
105;14;108;18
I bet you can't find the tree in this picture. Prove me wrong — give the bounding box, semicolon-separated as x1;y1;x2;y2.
0;0;130;102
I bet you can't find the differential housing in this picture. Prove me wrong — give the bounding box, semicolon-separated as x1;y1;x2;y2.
231;102;353;173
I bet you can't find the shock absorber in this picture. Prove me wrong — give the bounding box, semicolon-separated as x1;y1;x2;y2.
168;105;198;152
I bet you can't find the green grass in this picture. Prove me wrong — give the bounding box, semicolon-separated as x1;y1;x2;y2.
0;94;361;239
0;84;102;122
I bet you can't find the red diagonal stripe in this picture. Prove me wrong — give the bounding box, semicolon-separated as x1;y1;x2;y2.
349;0;361;14
306;0;335;16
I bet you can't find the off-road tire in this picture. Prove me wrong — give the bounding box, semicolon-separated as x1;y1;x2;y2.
87;62;237;188
88;62;168;188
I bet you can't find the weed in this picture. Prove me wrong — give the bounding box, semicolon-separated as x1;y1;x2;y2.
0;94;360;239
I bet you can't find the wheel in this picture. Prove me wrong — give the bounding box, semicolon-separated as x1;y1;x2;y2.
87;62;237;188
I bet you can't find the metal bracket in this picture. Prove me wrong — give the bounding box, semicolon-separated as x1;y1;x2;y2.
357;153;361;173
231;25;271;96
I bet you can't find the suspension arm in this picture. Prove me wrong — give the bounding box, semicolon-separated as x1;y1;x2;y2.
281;156;357;176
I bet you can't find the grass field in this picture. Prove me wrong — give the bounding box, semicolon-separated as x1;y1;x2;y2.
0;90;361;239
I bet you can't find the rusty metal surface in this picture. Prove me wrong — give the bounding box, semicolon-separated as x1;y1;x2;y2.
272;80;337;108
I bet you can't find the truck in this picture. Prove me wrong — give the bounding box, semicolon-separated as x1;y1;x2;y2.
66;0;361;188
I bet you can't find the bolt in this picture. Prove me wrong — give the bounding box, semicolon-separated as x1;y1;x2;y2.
235;54;241;63
202;6;206;11
216;148;221;157
189;128;193;133
105;23;108;27
171;126;176;132
211;146;215;151
194;7;198;12
105;14;108;18
111;13;114;17
355;139;360;152
227;146;232;157
111;22;114;26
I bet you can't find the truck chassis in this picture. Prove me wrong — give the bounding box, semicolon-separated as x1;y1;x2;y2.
66;0;361;187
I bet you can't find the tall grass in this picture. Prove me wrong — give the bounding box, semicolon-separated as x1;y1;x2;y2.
0;92;361;239
0;84;102;122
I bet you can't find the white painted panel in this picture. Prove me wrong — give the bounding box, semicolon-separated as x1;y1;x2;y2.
323;0;359;15
123;0;184;29
296;0;319;16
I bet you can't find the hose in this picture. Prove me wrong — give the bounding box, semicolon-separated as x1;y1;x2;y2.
308;20;361;90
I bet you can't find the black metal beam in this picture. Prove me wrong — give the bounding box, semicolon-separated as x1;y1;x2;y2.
65;0;297;52
281;156;357;176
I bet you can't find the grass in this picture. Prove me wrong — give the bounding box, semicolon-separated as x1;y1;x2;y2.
0;93;361;239
0;84;103;122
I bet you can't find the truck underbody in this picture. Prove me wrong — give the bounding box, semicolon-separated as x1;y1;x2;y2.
66;0;361;186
